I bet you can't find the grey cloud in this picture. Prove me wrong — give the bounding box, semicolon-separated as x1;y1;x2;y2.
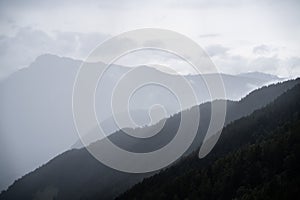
288;57;300;69
250;56;280;72
253;44;276;55
205;44;229;57
210;48;300;78
87;36;138;63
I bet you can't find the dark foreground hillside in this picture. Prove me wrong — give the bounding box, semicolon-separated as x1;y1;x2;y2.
116;84;300;200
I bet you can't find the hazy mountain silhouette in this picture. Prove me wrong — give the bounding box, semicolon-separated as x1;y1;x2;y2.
237;71;281;81
0;54;282;190
0;78;298;200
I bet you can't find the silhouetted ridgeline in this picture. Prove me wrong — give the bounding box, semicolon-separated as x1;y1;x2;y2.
0;78;299;200
116;83;300;200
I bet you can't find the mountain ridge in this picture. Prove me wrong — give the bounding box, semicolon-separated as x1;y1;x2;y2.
116;83;300;200
1;78;299;199
0;53;283;190
3;54;282;81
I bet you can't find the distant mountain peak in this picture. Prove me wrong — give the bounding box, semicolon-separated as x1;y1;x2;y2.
34;54;81;65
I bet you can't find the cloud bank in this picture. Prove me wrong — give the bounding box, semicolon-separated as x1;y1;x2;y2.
0;0;300;78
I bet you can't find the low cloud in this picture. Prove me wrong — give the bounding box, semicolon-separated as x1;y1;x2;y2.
211;51;300;78
205;44;229;57
253;44;277;56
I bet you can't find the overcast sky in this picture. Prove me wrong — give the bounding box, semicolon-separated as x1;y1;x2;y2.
0;0;300;79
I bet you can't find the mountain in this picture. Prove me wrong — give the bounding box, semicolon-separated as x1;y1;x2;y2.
116;83;300;200
0;78;298;199
238;71;281;82
0;53;282;190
